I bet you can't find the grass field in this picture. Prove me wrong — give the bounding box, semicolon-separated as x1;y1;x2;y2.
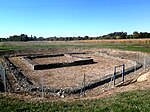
0;89;150;112
0;39;150;111
0;39;150;52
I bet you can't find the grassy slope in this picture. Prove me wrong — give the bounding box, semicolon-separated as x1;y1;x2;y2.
0;89;150;112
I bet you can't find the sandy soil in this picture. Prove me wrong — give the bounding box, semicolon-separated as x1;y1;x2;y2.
9;51;133;88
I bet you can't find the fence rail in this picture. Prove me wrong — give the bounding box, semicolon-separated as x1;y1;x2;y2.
111;64;125;86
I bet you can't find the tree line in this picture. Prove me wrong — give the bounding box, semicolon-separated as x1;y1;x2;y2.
0;31;150;42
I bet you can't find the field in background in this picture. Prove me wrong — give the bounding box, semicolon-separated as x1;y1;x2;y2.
0;38;150;52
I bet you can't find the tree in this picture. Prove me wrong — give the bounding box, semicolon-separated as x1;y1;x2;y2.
126;35;133;39
101;32;127;39
84;36;89;40
8;35;21;41
77;36;82;40
38;37;44;41
20;34;29;41
140;32;150;38
33;36;37;41
115;36;121;39
0;38;7;41
133;31;140;38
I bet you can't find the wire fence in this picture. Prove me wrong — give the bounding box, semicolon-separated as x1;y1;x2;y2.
143;53;150;71
75;52;150;98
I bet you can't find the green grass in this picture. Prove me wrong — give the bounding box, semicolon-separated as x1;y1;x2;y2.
0;89;150;112
0;41;150;52
97;43;150;52
0;41;150;53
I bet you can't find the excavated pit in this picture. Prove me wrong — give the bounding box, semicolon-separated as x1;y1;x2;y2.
1;48;148;96
4;51;140;94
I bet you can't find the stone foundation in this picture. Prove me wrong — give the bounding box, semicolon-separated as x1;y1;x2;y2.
23;53;94;70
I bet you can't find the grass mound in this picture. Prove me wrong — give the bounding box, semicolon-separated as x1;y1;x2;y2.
0;89;150;112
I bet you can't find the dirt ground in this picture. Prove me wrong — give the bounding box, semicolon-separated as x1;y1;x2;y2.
9;51;133;88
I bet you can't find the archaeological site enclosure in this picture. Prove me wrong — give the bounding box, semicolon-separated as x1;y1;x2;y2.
0;48;150;98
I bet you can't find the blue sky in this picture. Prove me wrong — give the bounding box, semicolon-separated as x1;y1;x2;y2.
0;0;150;38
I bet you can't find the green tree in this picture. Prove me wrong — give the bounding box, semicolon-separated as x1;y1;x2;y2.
84;36;89;40
126;35;133;39
38;37;44;41
115;36;121;39
133;31;140;38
